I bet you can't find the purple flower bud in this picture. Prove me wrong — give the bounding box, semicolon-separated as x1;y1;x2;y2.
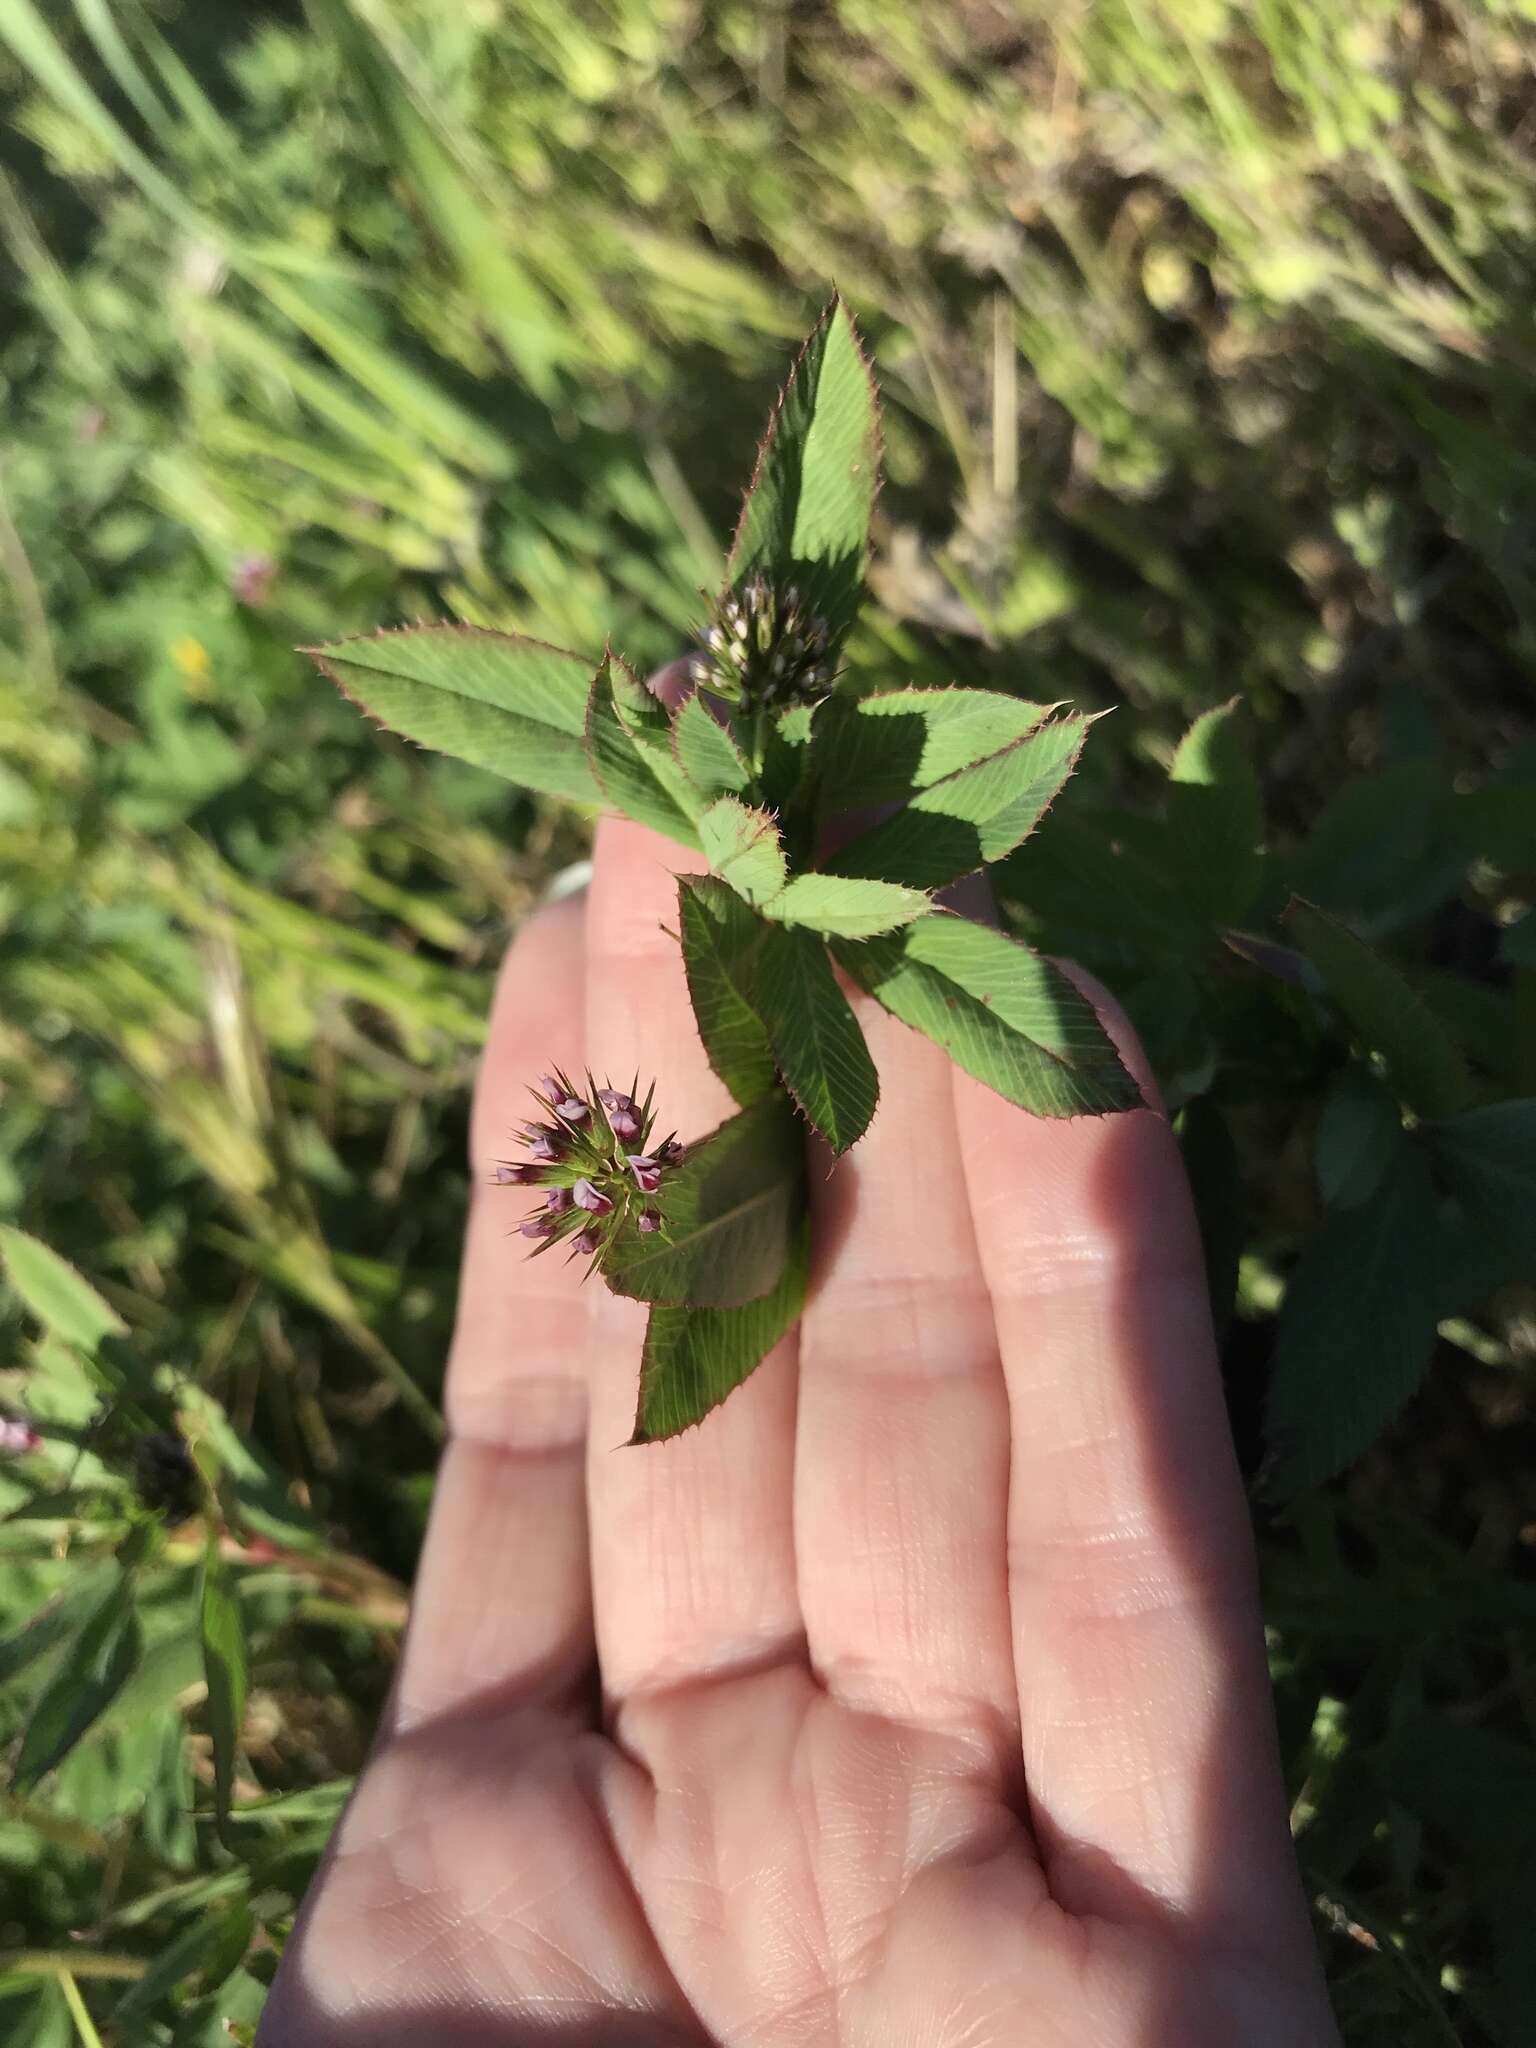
553;1095;590;1124
609;1106;642;1141
637;1210;662;1234
597;1088;633;1113
572;1225;601;1255
656;1137;685;1166
525;1131;562;1162
627;1155;662;1194
572;1177;613;1215
520;1216;557;1240
0;1416;42;1456
545;1187;573;1213
539;1075;562;1101
495;1162;542;1185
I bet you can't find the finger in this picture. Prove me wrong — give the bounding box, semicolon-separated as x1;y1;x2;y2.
956;978;1309;1945
582;815;804;1705
795;1001;1018;1765
393;897;594;1729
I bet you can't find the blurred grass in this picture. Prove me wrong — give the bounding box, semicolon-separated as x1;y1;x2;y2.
0;2;1534;2041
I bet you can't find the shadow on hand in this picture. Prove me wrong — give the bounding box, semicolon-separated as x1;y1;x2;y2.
258;1996;709;2047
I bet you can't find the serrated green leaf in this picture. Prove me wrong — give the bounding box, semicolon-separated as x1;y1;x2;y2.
13;1573;142;1791
1425;1099;1536;1268
308;626;600;806
698;796;787;907
679;879;878;1152
0;1228;125;1354
836;913;1141;1117
765;872;928;940
632;1217;811;1443
1287;898;1472;1119
813;687;1053;813
198;1537;248;1837
728;296;878;652
825;714;1090;889
603;1089;805;1308
1314;1068;1405;1209
585;657;700;848
672;693;751;799
1264;1149;1441;1494
607;652;707;827
678;876;778;1108
1165;699;1264;926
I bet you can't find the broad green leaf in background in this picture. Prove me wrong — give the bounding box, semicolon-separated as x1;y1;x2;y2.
111;1900;254;2031
765;872;928;939
0;1227;126;1354
308;626;601;805
1385;1721;1536;2043
698;796;788;907
1424;1099;1536;1267
728;295;878;653
199;1538;249;1836
812;687;1053;813
0;1561;120;1688
1165;698;1264;927
603;1089;805;1308
633;1217;812;1443
995;804;1213;962
13;1572;142;1792
672;693;751;799
1287;898;1473;1120
837;913;1142;1117
679;878;878;1151
586;656;701;847
825;713;1090;890
1314;1067;1406;1209
678;877;778;1107
1264;1148;1442;1493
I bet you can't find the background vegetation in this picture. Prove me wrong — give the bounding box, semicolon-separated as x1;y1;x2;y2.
0;1;1533;2040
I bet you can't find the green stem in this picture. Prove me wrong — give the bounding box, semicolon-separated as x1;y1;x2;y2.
58;1971;107;2048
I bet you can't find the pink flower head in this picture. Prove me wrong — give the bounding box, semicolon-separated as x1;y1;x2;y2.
572;1225;601;1256
0;1416;42;1456
627;1155;662;1194
572;1178;613;1215
637;1210;662;1235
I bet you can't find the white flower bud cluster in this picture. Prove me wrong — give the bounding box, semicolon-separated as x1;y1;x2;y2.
691;575;834;709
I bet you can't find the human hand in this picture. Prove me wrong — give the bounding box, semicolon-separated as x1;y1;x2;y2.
259;812;1339;2047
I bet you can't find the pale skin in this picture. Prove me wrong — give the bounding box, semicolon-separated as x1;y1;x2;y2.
259;812;1341;2047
